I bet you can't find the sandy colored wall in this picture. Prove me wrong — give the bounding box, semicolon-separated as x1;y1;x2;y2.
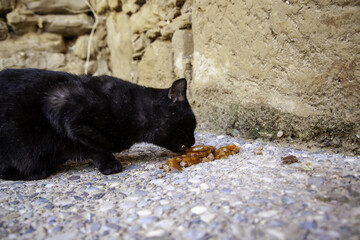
0;0;359;154
191;0;360;154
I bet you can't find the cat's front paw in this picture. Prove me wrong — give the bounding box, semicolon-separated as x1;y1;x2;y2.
92;153;123;175
98;160;123;175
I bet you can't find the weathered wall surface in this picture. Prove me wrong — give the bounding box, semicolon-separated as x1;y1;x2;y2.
0;0;359;154
191;0;360;154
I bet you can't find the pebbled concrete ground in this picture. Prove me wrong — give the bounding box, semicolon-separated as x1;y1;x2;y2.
0;132;359;240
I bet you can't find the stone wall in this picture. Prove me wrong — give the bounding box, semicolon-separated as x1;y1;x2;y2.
0;0;359;154
191;0;360;154
0;0;110;75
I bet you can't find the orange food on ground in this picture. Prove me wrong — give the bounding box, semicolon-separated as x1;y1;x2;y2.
161;144;241;172
165;157;182;171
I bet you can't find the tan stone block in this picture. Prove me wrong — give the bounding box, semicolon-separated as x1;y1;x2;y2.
0;51;65;70
172;29;193;79
122;0;141;14
22;0;90;14
0;19;8;41
108;0;122;11
0;33;65;57
137;40;176;88
6;9;39;34
0;0;16;15
94;0;109;14
74;35;98;60
106;12;137;80
39;14;94;37
130;0;181;34
160;12;191;39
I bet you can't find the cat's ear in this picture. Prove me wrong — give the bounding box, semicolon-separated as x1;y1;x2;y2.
168;78;187;103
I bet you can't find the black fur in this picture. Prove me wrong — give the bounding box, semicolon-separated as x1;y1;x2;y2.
0;68;196;180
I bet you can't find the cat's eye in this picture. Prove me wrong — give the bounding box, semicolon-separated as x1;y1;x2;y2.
171;112;176;116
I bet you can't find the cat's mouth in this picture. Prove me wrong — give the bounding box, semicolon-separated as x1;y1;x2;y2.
173;144;190;153
167;144;187;153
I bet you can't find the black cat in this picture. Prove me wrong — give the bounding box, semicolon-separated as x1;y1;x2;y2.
0;68;196;180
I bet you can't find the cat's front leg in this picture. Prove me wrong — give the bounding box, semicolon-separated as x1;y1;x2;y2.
91;152;123;175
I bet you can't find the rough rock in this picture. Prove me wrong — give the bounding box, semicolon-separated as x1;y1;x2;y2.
106;11;137;81
131;33;147;56
0;32;67;71
130;3;160;34
130;0;181;34
92;0;109;14
108;0;122;11
55;53;90;75
191;0;360;154
0;32;65;57
74;35;97;60
22;0;90;14
121;0;143;14
6;8;38;34
0;51;65;69
93;58;111;76
181;0;192;14
0;18;8;40
39;14;94;37
0;0;16;15
137;40;176;88
172;29;193;80
160;12;191;39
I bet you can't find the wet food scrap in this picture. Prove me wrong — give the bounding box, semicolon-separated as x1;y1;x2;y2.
254;146;263;155
160;144;241;172
281;155;299;165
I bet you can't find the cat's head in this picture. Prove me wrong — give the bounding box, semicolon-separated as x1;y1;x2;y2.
148;78;196;152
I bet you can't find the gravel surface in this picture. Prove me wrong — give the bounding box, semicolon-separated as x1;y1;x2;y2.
1;132;359;240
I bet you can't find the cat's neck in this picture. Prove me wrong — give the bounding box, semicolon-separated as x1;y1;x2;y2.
132;87;167;143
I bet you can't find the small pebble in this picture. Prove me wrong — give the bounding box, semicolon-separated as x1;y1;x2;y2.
93;193;106;200
99;202;115;212
24;226;36;234
281;196;296;205
221;188;232;193
36;198;49;204
150;179;165;185
105;223;120;231
90;223;101;232
300;220;318;230
122;201;136;209
189;178;202;184
200;213;216;223
146;229;166;237
234;214;247;223
277;130;284;138
67;176;80;181
52;226;64;233
139;216;160;224
183;231;208;240
191;206;207;215
308;176;326;186
137;209;152;217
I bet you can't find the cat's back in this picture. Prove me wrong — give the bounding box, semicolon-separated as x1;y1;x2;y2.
0;68;78;94
0;68;82;125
